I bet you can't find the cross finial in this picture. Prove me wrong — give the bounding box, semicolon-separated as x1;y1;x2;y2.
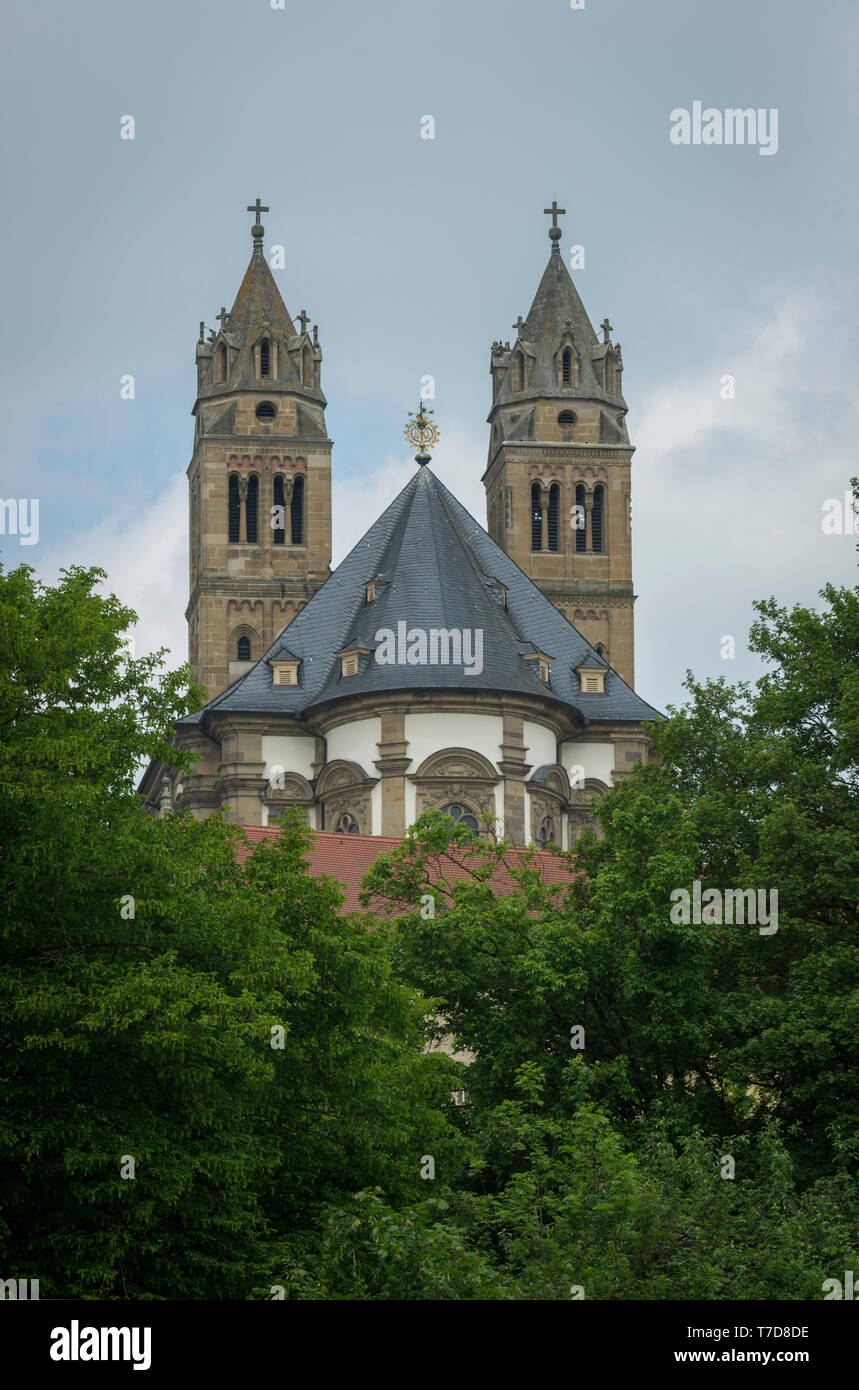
247;198;269;227
601;317;613;344
216;306;230;329
544;200;565;230
297;309;309;334
513;314;525;335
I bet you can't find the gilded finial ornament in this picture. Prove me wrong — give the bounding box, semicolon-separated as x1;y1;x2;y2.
405;402;439;464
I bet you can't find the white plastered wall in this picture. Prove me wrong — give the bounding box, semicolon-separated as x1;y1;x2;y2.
403;712;504;830
560;739;615;788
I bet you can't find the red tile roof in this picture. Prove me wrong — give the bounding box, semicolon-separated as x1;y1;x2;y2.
237;827;579;916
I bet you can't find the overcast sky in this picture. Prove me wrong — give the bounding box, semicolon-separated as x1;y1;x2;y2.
2;0;857;714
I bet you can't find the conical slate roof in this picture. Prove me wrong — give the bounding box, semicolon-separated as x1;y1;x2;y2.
524;248;598;349
494;246;627;412
228;246;296;342
184;466;661;727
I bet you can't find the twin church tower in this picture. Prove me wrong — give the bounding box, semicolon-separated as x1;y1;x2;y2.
187;200;636;703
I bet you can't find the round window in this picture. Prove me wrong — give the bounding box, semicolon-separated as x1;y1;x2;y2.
440;803;479;833
334;812;360;835
256;402;276;421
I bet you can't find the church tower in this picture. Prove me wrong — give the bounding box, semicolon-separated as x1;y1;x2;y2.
186;201;332;702
483;203;636;687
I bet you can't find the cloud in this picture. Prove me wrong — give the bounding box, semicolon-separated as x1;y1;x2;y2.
633;292;859;708
39;473;188;670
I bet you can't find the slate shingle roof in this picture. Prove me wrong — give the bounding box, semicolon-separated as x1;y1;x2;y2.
494;246;627;414
183;465;661;729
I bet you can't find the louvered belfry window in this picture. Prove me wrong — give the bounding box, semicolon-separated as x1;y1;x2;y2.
575;484;586;553
237;635;251;661
592;484;605;553
273;475;285;545
531;482;542;551
291;475;304;544
547;484;560;552
259;339;270;377
228;474;241;542
246;475;259;544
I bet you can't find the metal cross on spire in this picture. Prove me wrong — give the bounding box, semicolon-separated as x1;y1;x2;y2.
247;198;269;227
543;200;566;252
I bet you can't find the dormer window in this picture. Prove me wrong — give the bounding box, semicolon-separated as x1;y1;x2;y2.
577;664;606;695
260;339;271;377
337;644;372;677
216;343;227;384
269;658;300;686
561;348;573;385
523;650;552;683
366;582;376;603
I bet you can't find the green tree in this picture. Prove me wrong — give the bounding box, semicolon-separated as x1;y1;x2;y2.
0;566;463;1298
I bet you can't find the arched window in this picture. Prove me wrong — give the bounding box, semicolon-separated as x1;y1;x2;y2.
259;339;271;377
440;803;479;834
512;351;525;392
273;474;286;545
334;811;360;835
228;474;241;543
531;482;543;551
561;348;573;385
290;474;304;544
575;484;586;553
216;343;227;384
246;474;259;544
595;643;606;659
592;484;605;553
538;816;556;849
547;483;560;552
237;635;251;661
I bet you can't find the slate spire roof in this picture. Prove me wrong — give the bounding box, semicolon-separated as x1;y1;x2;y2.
492;226;627;414
227;238;296;344
183;466;661;728
196;208;326;409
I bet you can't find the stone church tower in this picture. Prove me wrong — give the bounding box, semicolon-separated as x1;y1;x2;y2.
483;203;636;687
186;201;332;701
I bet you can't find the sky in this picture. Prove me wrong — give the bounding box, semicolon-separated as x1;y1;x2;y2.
2;0;858;714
